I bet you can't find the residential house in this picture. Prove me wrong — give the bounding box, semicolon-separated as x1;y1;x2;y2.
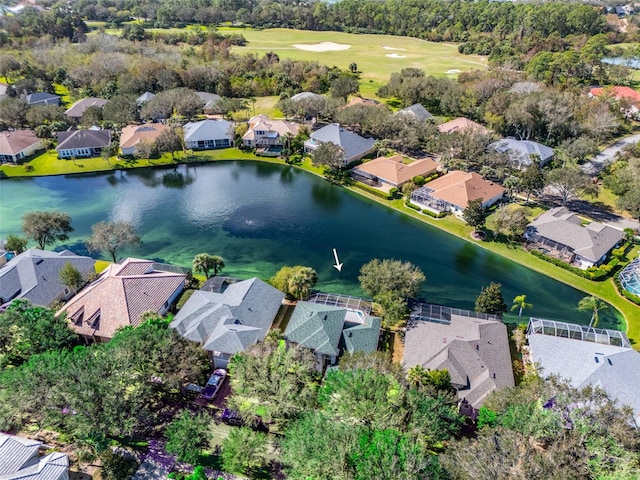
524;207;624;269
24;92;60;106
242;115;300;149
345;97;380;108
396;103;435;122
64;97;108;120
56;128;111;159
0;432;69;480
304;123;375;166
170;278;285;368
588;86;640;118
0;129;43;163
0;248;95;307
196;92;222;114
58;258;186;342
119;123;172;156
351;154;438;188
410;170;505;215
403;304;514;408
183;119;234;150
291;92;325;102
490;138;554;168
284;293;381;371
136;91;155;106
527;317;640;426
438;117;489;135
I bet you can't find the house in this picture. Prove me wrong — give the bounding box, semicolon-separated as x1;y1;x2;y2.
242;115;300;148
0;248;95;307
490;138;554;168
304;123;375;166
284;293;381;371
183;119;234;150
524;207;624;269
170;278;285;368
0;432;69;480
396;103;435;122
403;304;514;408
351;154;438;188
291;92;325;102
56;128;111;159
196;92;222;114
438;117;488;135
527;317;640;426
57;258;186;342
64;97;108;119
0;129;43;163
24;92;60;106
619;256;640;296
136;91;155;106
588;86;640;118
119;123;172;156
409;170;505;215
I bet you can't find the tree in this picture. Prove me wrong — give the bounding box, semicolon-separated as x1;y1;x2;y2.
492;206;529;241
358;258;425;299
462;199;486;233
192;253;224;279
407;364;429;389
101;94;138;125
155;128;182;160
546;167;595;205
4;234;27;254
100;449;138;480
21;211;73;250
86;221;142;262
221;427;268;476
134;141;155;160
617;187;640;221
373;290;409;328
330;75;359;100
475;282;507;316
269;265;318;300
511;294;533;317
578;296;607;328
58;262;85;293
165;410;211;464
311;141;347;182
519;164;545;202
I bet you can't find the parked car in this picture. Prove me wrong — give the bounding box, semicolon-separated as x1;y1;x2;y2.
200;368;227;401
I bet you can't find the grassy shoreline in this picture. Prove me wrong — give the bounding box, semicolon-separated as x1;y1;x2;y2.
3;151;639;346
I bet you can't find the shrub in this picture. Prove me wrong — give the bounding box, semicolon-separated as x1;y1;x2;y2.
353;182;393;200
529;250;614;281
405;200;421;211
389;187;399;198
421;208;447;219
413;175;425;186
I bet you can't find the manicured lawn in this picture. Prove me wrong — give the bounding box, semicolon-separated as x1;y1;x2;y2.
94;260;111;274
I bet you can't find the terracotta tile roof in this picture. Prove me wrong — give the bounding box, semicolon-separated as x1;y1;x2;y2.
120;123;172;149
355;155;438;186
0;130;41;155
426;171;505;209
438;117;488;135
589;86;640;104
58;258;186;340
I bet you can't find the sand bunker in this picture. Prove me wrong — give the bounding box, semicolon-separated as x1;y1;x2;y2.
446;69;462;74
292;42;351;52
386;53;407;59
383;46;406;51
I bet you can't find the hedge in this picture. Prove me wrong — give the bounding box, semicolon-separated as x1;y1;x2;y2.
529;250;616;281
421;208;447;219
353;182;393;200
405;199;421;211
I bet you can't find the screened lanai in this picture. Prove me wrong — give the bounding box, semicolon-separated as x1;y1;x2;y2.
527;317;631;348
410;187;448;213
619;257;640;296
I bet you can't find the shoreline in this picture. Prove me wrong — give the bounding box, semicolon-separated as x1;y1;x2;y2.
3;151;639;346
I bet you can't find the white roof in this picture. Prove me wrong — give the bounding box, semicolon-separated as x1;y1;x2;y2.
183;119;233;142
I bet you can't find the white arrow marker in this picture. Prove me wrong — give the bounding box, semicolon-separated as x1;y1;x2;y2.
332;248;344;272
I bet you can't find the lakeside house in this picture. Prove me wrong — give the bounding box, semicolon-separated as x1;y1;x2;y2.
119;123;172;156
527;317;640;426
403;304;514;408
56;128;112;159
242;115;300;150
304;123;375;166
64;97;109;120
58;258;186;342
438;117;488;135
0;249;95;307
588;86;640;118
183;119;234;150
0;432;69;480
489;138;554;168
0;129;43;163
524;207;623;269
351;154;438;189
409;170;505;215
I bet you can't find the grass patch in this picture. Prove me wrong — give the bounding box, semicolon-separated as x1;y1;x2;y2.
94;260;111;274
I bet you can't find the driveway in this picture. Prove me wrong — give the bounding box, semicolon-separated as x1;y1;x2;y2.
582;133;640;176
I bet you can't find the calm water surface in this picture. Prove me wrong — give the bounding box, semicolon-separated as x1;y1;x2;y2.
0;161;623;327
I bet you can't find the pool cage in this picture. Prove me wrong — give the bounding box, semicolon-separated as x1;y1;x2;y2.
619;257;640;296
410;187;447;213
409;303;500;325
307;292;372;316
527;317;631;348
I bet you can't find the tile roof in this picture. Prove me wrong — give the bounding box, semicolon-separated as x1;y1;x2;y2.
170;278;284;355
183;119;233;142
0;248;95;306
307;123;375;162
490;138;554;167
527;207;623;263
589;86;640;104
64;97;108;118
396;103;435;122
119;123;171;149
421;170;505;210
354;155;438;186
345;97;380;107
58;258;186;340
0;130;41;156
438;117;488;135
56;129;111;151
403;309;514;407
0;433;69;480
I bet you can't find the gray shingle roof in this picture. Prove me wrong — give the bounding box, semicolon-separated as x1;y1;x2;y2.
25;92;60;106
527;207;623;263
396;103;435;122
490;138;554;167
170;278;284;355
183;119;233;142
56;129;111;151
308;123;375;162
291;92;324;102
0;248;95;306
195;92;222;111
0;433;69;480
64;97;108;118
284;302;346;356
341;315;381;354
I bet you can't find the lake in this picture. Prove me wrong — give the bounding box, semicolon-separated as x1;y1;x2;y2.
0;161;623;327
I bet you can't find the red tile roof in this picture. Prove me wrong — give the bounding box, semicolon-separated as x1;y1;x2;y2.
426;171;505;209
589;86;640;104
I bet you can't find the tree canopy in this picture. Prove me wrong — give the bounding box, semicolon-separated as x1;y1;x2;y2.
269;265;318;300
86;221;142;262
21;211;73;250
475;282;508;316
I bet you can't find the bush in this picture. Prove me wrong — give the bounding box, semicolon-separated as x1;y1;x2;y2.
529;250;615;281
165;410;211;464
421;208;447;219
100;449;138;480
413;175;425;186
389;187;399;198
405;199;421;211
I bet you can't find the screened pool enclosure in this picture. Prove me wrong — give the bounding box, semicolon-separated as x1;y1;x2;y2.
619;257;640;296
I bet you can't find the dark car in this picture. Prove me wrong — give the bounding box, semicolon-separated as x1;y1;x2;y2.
200;368;227;401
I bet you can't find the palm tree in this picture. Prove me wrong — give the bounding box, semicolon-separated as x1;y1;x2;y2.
287;266;318;300
192;253;224;279
210;255;225;276
407;365;429;389
578;296;608;328
511;294;533;317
